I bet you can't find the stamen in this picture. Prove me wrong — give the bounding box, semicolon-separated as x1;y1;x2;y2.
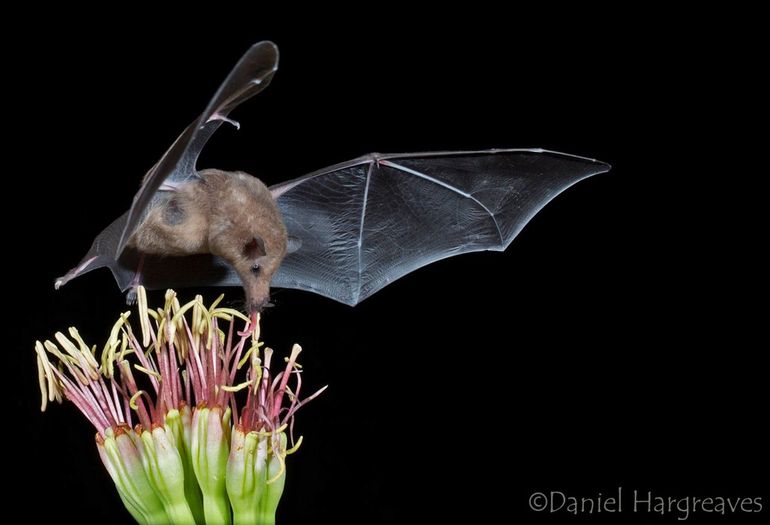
220;380;253;393
129;390;147;410
133;364;162;380
285;435;304;455
137;285;151;347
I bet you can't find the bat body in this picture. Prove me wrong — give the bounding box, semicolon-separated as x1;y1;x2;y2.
128;169;287;312
56;42;610;309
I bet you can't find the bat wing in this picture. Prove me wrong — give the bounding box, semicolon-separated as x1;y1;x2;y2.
57;42;278;290
55;212;135;291
54;211;239;292
117;40;279;255
270;149;611;306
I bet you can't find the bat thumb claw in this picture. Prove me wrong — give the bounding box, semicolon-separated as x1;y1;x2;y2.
207;113;240;130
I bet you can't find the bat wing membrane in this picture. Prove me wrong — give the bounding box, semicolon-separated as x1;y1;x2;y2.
270;149;610;305
57;42;278;289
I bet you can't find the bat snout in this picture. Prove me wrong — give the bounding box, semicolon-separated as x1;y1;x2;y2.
238;265;275;315
248;294;272;314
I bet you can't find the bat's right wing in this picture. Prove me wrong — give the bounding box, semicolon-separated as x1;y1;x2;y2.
270;149;610;306
56;41;278;290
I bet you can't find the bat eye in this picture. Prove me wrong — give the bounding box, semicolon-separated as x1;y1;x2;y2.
251;263;261;275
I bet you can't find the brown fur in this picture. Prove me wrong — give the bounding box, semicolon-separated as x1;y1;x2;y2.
128;169;288;312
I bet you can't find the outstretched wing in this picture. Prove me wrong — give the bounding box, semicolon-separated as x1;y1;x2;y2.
56;41;278;289
270;149;610;306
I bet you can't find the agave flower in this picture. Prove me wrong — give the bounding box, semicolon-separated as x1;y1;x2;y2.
36;287;325;525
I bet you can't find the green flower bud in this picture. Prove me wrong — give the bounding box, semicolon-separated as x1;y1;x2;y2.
192;406;232;525
165;406;204;524
226;428;268;525
97;428;168;525
140;425;197;525
258;433;288;525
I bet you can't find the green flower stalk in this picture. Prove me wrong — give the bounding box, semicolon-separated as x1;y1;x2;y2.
36;287;324;524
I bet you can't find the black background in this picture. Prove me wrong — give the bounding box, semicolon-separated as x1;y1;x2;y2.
11;10;766;524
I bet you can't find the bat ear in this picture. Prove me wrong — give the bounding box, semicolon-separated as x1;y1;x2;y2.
287;236;302;254
243;235;267;258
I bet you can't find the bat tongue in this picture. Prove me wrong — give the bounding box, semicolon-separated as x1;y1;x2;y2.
237;311;261;338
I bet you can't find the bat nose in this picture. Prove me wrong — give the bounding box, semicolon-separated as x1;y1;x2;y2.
249;297;272;313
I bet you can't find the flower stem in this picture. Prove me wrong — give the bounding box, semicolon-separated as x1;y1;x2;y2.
202;492;233;525
115;489;151;525
164;502;199;525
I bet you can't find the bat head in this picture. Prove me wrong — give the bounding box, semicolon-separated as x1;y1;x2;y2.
209;215;287;314
237;232;285;313
203;169;289;314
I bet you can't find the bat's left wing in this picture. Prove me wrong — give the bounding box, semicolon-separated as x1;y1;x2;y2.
56;41;278;291
117;41;280;255
270;149;610;306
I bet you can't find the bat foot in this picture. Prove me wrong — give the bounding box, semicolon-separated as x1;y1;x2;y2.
126;254;144;305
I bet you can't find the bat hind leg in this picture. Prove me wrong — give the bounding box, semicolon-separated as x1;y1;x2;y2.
125;254;146;305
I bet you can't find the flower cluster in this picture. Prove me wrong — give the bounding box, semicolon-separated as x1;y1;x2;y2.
35;287;325;525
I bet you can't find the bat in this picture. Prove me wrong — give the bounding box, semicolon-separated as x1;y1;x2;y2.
56;41;610;313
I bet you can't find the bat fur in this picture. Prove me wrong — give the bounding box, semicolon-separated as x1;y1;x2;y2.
128;169;287;313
